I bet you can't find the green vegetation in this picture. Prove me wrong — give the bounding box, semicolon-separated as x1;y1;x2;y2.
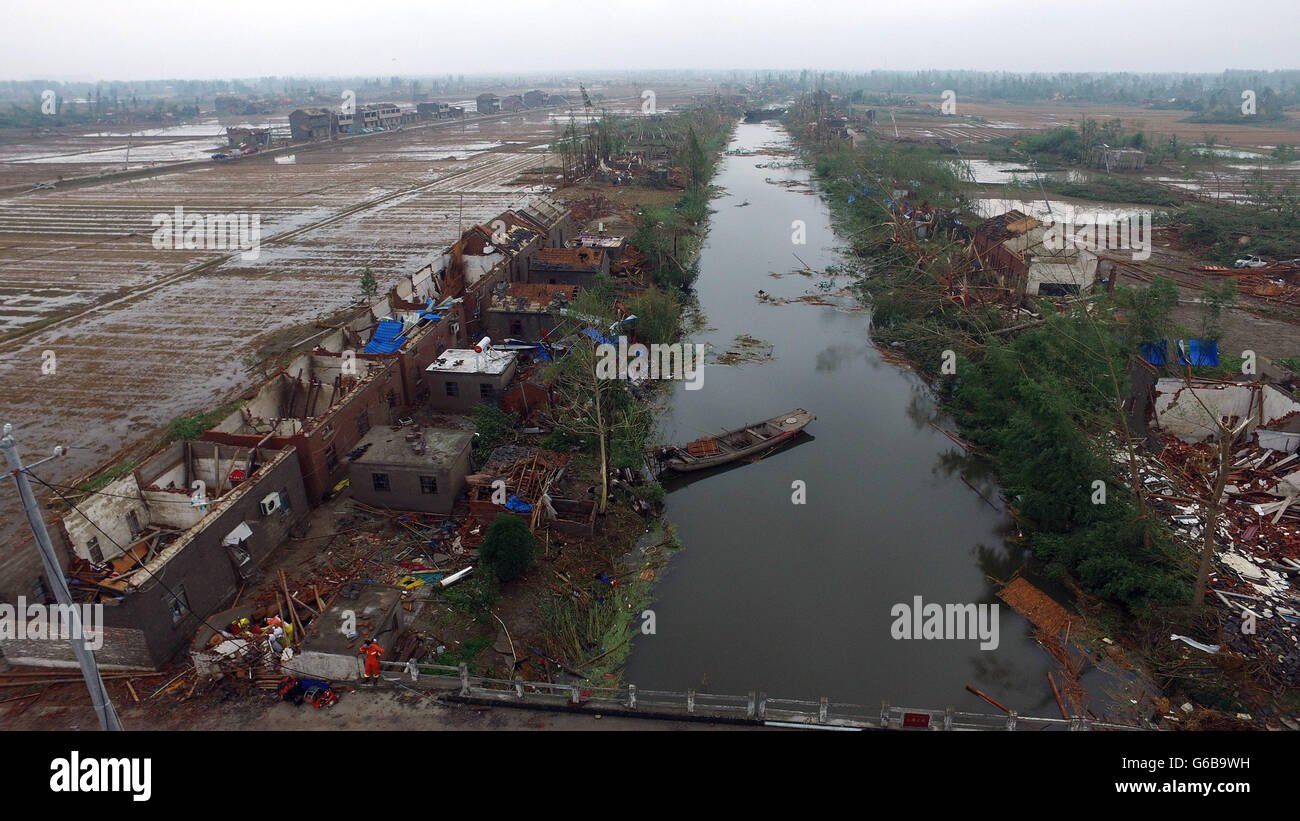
471;403;517;462
435;635;495;668
76;459;140;493
801;126;1194;615
165;401;242;442
359;267;379;300
440;572;500;622
478;514;539;582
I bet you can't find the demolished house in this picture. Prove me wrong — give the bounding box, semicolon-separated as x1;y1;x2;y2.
972;210;1098;298
0;442;308;670
1139;377;1300;686
202;347;401;503
527;246;609;287
486;282;577;341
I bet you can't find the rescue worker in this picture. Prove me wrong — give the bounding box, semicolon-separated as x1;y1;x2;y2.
359;638;384;685
266;617;285;655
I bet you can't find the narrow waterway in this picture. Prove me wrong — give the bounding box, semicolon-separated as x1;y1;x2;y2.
625;121;1058;713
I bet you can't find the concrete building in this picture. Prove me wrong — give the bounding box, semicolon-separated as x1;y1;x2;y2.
527;247;609;287
0;442;308;670
523;90;548;108
426;348;518;412
486;282;577;340
501;95;525;113
346;426;473;514
289;108;337;142
476;93;500;114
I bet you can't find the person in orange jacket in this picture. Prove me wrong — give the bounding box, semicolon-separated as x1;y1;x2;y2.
359;638;384;685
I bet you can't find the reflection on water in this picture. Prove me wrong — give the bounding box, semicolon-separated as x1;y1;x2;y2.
624;122;1056;713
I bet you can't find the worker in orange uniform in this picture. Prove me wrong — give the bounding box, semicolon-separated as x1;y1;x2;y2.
359;638;384;685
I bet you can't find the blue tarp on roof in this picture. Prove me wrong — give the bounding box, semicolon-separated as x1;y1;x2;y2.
1139;340;1168;365
364;320;407;354
1176;339;1219;367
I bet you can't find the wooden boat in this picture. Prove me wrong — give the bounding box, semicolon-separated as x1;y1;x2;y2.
657;409;814;473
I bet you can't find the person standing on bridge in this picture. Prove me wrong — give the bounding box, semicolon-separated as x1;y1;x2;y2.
359;638;384;685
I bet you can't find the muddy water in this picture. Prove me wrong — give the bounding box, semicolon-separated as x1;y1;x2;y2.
624;122;1059;713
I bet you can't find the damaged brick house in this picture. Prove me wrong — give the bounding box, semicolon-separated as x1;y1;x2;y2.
486;282;578;340
0;442;307;670
527;246;609;288
202;347;400;504
972;209;1098;298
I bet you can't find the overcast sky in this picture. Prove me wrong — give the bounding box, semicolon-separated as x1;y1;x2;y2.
4;0;1295;81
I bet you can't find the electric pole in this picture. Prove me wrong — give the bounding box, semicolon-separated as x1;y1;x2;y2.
1;423;122;731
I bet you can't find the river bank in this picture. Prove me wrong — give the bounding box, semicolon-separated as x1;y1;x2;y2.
787;121;1298;728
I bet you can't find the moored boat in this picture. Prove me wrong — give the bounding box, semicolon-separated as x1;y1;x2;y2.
656;408;814;473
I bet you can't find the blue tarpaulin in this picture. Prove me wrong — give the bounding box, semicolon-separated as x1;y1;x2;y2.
505;495;532;513
1139;341;1168;365
1176;339;1219;367
581;327;615;346
364;320;407;354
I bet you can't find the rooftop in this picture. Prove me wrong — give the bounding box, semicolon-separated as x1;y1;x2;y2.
349;425;473;469
426;348;516;375
487;283;578;314
533;246;605;270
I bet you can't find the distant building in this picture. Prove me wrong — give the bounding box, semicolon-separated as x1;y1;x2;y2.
523;90;547;108
347;426;473;514
1089;145;1146;172
226;127;272;149
476;93;500;114
500;95;525;113
215;95;246;115
289;108;337;142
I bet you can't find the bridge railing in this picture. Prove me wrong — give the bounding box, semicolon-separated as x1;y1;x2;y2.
366;660;1144;730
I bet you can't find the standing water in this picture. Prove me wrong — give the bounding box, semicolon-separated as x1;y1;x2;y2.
625;121;1057;713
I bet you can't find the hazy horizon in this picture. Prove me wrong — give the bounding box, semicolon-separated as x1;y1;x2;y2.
3;0;1295;82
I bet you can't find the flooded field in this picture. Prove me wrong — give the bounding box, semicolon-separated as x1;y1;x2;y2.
0;92;709;598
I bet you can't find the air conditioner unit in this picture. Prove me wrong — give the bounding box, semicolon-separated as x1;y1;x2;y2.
259;493;281;516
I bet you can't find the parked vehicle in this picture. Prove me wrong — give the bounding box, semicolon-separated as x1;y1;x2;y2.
1234;255;1268;268
211;153;231;161
31;181;56;189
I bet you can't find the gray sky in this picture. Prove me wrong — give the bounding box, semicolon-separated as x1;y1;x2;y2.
4;0;1296;80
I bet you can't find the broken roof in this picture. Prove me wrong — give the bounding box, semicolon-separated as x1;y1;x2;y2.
532;247;605;271
975;209;1040;243
487;283;578;314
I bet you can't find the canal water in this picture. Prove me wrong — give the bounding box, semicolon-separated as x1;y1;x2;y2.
624;121;1059;713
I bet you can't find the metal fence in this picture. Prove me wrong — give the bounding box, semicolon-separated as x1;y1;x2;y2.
369;660;1145;731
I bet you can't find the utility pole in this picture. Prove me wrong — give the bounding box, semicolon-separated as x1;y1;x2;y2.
0;423;122;731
